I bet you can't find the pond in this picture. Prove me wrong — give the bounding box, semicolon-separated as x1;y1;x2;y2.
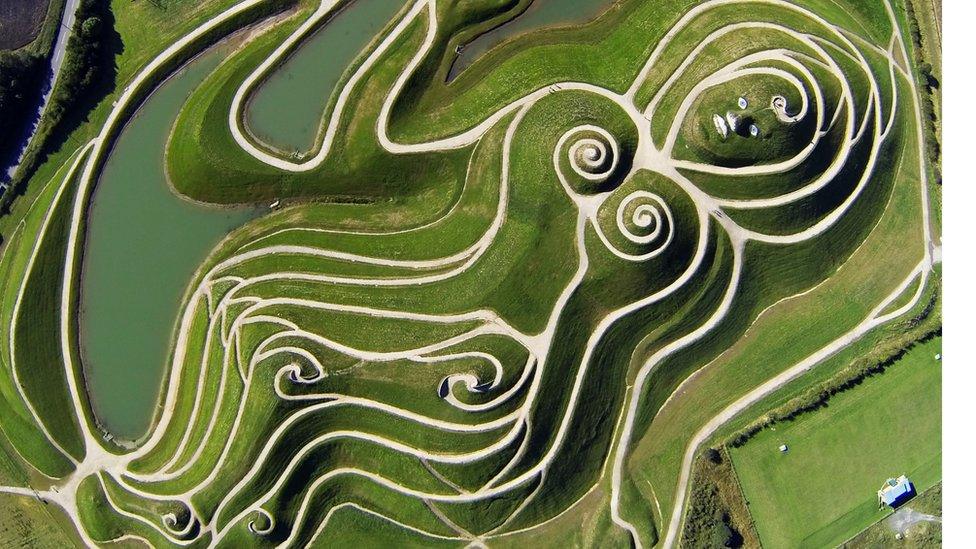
81;44;253;440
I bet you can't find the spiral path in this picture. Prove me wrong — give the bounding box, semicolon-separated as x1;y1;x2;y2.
0;0;937;547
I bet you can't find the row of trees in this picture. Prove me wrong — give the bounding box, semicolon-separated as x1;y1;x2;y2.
904;0;941;185
728;320;940;448
47;0;118;123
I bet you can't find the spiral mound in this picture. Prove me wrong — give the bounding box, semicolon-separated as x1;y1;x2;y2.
556;125;630;195
610;191;675;260
570;134;616;179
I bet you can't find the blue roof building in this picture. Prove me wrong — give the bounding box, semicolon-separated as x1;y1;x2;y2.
878;475;915;507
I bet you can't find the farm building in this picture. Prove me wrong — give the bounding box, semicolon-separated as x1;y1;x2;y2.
877;475;914;508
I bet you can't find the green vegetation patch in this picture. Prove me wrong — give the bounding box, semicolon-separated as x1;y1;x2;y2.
729;336;942;548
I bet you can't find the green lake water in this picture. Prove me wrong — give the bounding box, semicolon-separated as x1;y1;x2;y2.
449;0;616;80
82;46;253;439
245;0;406;153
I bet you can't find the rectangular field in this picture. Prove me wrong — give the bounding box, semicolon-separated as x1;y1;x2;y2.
729;336;942;548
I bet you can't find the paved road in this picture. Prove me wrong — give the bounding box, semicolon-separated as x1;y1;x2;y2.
4;0;81;180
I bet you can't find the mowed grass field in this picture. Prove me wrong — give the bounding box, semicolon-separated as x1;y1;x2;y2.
730;336;942;548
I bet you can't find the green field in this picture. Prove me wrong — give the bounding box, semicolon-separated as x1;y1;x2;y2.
730;336;942;548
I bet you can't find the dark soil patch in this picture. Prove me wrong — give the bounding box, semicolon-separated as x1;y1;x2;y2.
0;0;52;50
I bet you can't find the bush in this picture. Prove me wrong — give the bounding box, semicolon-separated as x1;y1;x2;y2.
683;482;745;548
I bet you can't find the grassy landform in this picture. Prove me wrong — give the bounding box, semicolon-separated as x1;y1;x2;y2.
0;0;939;546
0;437;81;547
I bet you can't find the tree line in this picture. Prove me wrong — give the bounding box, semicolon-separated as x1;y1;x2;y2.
728;316;940;449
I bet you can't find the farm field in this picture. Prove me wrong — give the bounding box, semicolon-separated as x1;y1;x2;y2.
730;336;942;548
0;0;53;50
0;0;941;546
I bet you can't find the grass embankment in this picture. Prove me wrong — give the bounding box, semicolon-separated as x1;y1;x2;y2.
127;105;512;469
139;45;722;539
0;151;87;479
0;436;82;547
9;151;87;463
156;18;880;540
165;0;476;205
0;0;303;543
729;336;941;548
397;0;705;143
156;0;936;540
163;0;695;204
393;0;893;146
1;0;303;471
0;158;84;544
133;89;663;540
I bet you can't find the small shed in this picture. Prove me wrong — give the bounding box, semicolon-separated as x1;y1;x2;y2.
778;444;788;453
877;475;914;508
